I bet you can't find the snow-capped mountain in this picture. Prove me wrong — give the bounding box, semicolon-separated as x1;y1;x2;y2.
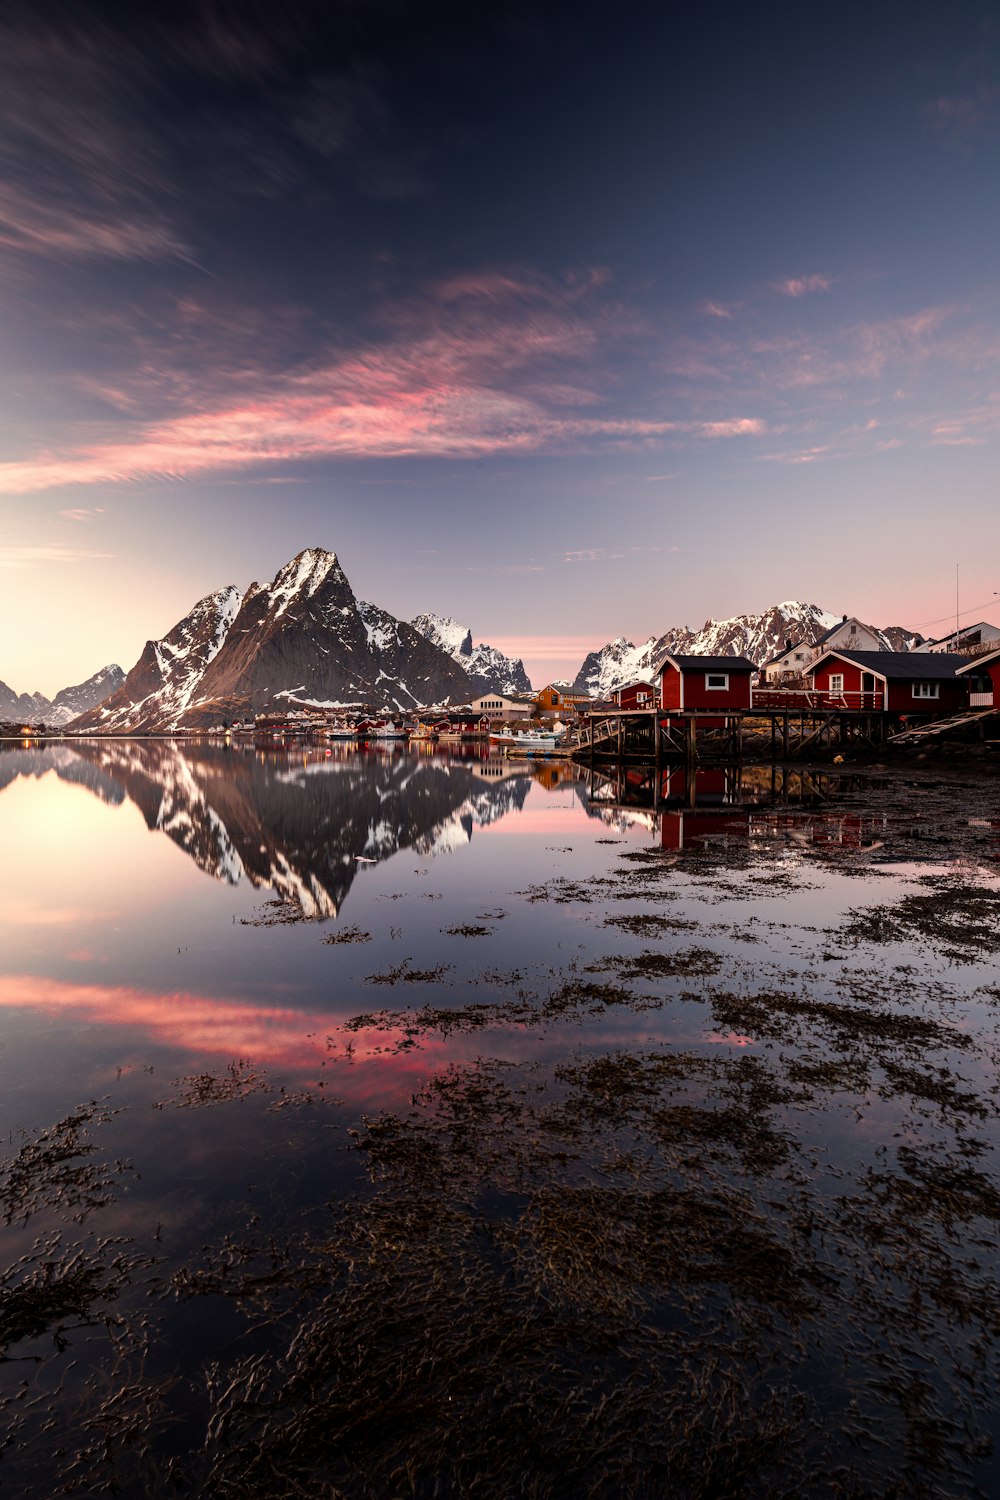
0;664;125;727
69;586;243;734
572;602;919;697
71;550;476;733
47;665;126;725
410;613;532;695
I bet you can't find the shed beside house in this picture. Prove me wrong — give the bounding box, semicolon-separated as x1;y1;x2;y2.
955;647;1000;708
614;680;659;710
809;651;966;714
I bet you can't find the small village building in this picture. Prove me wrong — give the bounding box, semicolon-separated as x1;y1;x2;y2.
657;655;755;712
469;692;536;722
759;641;815;683
955;647;1000;708
534;683;591;718
614;680;659;711
813;616;888;654
760;616;891;684
913;622;1000;656
809;650;966;714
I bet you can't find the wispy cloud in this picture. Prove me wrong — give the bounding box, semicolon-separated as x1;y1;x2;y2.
0;182;187;263
0;271;766;493
773;273;833;298
485;635;609;662
562;545;676;564
58;506;105;521
0;545;113;568
926;90;997;142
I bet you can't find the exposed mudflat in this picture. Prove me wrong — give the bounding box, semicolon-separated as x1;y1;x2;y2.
1;750;999;1497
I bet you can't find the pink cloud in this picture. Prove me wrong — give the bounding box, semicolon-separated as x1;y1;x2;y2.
0;181;186;263
58;505;105;521
773;273;833;298
0;287;766;494
485;634;610;661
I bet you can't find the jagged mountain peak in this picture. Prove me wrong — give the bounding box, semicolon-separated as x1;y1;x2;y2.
573;601;920;698
410;612;532;695
69;550;476;732
411;613;474;658
0;662;126;727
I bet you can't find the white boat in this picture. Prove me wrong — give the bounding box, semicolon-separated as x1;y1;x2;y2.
490;720;567;752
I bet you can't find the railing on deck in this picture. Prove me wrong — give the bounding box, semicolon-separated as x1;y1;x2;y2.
969;691;995;708
751;689;885;712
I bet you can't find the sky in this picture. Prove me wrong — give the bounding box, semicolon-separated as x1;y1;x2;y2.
2;0;999;696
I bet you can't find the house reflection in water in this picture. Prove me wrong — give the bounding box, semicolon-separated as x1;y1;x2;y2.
582;762;893;853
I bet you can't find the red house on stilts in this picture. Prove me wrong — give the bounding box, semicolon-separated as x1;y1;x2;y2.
656;655;755;719
808;650;966;718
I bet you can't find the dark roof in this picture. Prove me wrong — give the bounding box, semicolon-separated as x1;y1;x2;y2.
813;650;964;680
813;619;849;646
659;654;756;673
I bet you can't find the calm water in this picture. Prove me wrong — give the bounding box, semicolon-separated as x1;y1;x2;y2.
1;740;999;1497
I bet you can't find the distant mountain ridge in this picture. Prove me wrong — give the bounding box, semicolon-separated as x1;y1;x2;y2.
0;664;124;726
572;602;921;698
69;549;525;733
410;613;531;696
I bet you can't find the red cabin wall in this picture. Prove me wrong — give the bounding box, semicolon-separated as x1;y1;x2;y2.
812;661;866;696
886;678;965;713
813;660;963;713
658;666;751;711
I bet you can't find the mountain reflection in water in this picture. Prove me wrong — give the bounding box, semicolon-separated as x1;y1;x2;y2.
0;740;902;917
0;741;543;917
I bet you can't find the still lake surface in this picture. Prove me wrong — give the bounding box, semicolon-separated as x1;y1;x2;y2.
1;739;999;1497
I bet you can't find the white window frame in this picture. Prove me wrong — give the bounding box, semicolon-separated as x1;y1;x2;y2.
829;673;845;695
705;672;729;691
912;681;939;699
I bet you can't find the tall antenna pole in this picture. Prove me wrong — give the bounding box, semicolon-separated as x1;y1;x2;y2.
956;563;960;643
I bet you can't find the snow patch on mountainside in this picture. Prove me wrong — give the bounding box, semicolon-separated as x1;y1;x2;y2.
572;602;920;697
411;612;532;694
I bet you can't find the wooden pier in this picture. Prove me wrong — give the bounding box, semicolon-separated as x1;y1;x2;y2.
575;707;891;767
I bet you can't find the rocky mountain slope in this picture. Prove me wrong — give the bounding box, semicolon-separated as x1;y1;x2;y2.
410;613;532;695
70;549;477;733
573;602;921;697
0;664;124;727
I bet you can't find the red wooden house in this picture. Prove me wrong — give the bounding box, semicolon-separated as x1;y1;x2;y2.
809;650;966;715
956;647;1000;709
614;679;659;711
657;655;755;712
